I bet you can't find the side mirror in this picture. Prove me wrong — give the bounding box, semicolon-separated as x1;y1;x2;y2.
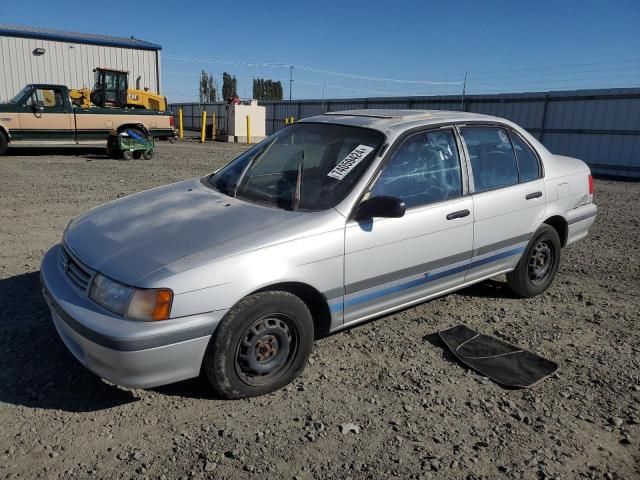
33;101;45;112
355;195;406;220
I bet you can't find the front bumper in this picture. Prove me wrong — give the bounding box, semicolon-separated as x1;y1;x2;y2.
40;244;227;388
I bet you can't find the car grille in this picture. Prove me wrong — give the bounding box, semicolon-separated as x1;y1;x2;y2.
58;245;94;292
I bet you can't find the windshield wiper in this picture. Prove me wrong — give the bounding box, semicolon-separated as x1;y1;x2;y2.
292;150;304;211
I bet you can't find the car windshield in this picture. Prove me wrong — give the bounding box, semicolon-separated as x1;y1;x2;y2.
209;123;384;211
9;86;31;104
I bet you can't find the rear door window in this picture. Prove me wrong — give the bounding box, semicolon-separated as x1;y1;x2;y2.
460;127;519;192
509;132;541;182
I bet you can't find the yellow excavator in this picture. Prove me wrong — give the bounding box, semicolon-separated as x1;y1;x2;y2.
70;68;167;111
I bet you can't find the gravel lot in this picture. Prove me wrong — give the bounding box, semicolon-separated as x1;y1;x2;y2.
1;141;639;480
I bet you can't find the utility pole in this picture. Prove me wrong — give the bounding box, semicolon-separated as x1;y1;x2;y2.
460;72;467;111
289;65;294;101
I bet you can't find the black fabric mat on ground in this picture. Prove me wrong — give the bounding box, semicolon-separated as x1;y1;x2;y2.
439;324;558;388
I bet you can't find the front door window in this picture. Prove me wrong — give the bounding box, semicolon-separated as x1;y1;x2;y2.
369;128;463;208
27;88;66;112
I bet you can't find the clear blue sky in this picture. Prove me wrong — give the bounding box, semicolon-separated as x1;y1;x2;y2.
2;0;639;102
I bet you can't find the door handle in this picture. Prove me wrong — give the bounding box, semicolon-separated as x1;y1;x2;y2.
526;191;543;200
446;209;470;220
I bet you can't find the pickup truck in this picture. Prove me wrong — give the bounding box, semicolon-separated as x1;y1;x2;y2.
0;84;174;155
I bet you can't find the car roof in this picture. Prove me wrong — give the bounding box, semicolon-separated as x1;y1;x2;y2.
300;109;511;136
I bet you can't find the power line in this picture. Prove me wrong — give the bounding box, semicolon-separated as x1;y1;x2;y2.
162;59;640;101
296;79;429;97
469;72;640;87
290;64;462;85
166;53;640;83
467;66;640;81
466;59;640;76
165;53;463;86
301;65;640;87
164;70;198;77
163;68;462;98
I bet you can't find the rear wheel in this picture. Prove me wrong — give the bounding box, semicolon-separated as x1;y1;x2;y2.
203;291;314;399
507;224;561;297
0;131;7;156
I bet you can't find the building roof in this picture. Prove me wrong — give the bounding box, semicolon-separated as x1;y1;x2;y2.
0;24;161;50
302;109;506;135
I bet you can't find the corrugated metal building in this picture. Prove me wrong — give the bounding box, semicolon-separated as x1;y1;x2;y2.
0;25;161;102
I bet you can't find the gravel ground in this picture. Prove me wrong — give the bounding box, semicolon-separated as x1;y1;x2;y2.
0;141;639;480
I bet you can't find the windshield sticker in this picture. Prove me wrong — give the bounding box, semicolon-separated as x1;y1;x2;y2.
327;145;375;180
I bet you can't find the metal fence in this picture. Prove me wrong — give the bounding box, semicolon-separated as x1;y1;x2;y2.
171;87;640;178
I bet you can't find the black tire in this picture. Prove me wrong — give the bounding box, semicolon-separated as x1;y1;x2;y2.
122;150;134;160
142;149;154;160
507;224;561;297
203;291;314;399
0;131;7;156
106;140;121;159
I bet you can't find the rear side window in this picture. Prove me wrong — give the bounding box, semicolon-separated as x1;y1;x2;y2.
460;127;519;192
509;132;541;182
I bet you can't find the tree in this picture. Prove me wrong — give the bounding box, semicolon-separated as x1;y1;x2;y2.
207;74;217;102
199;70;217;102
222;72;238;100
252;77;283;101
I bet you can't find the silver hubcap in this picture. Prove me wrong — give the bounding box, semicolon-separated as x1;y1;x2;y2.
528;240;553;285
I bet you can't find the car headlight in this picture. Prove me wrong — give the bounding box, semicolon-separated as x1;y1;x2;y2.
89;273;173;321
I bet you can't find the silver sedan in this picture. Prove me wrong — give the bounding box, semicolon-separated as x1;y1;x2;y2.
40;110;597;398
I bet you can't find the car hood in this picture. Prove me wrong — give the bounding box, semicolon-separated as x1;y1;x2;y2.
64;177;303;285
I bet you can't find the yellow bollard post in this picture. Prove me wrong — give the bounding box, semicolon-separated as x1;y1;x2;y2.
178;108;184;139
211;112;216;141
290;116;294;124
200;111;207;143
284;117;289;125
246;115;251;144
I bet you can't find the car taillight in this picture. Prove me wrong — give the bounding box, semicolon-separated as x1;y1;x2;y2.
588;174;594;195
169;115;174;127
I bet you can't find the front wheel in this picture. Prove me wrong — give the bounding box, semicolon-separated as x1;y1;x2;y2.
506;224;561;297
203;291;314;399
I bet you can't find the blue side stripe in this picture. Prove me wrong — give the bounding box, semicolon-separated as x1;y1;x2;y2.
329;303;343;313
328;245;525;313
